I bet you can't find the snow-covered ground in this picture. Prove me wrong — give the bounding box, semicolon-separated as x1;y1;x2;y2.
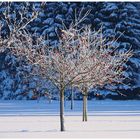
0;100;140;138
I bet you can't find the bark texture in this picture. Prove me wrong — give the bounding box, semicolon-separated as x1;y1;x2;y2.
60;88;65;131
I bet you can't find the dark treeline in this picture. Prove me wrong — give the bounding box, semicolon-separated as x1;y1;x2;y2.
0;2;140;100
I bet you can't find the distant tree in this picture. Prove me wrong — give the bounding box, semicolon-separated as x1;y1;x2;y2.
65;26;132;121
97;2;140;95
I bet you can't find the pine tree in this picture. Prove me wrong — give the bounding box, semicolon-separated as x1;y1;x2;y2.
0;2;140;100
97;2;140;98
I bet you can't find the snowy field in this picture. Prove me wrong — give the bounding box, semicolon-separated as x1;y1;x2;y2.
0;100;140;138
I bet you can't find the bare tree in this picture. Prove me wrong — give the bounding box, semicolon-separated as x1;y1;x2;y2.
0;4;132;131
69;26;132;121
0;5;95;131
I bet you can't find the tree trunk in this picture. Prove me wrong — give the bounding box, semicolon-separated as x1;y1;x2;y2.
82;94;88;122
64;96;66;108
60;88;65;131
71;86;74;110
